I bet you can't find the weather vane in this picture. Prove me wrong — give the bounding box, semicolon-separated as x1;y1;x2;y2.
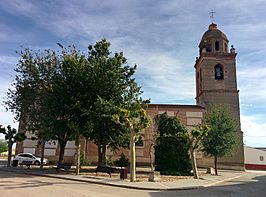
209;10;215;23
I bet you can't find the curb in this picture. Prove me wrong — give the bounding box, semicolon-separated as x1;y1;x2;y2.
0;167;241;191
203;175;242;187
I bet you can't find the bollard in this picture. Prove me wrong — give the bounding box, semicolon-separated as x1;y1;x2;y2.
120;167;127;180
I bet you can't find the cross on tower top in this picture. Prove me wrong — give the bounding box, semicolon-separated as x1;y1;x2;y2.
209;10;216;23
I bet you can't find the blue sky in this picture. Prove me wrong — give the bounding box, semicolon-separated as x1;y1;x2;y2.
0;0;266;147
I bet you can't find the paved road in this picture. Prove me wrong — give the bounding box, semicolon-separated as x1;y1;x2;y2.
0;170;265;197
0;159;7;166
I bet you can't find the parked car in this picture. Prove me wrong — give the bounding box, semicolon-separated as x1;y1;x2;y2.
13;153;48;165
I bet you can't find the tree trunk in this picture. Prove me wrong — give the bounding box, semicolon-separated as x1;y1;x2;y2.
97;145;102;166
190;148;199;179
7;142;13;167
83;138;87;161
214;156;218;175
149;143;154;173
75;135;81;176
58;140;67;163
130;130;136;182
97;144;106;166
148;142;156;182
40;139;45;169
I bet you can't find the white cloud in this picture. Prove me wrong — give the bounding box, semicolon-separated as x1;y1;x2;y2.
1;0;35;14
239;67;266;79
0;56;18;65
115;42;196;103
242;115;266;147
0;56;18;82
238;67;266;104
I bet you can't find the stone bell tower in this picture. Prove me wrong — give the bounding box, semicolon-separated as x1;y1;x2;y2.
194;23;244;170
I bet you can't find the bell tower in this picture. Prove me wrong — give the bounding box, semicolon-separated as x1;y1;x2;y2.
194;23;244;170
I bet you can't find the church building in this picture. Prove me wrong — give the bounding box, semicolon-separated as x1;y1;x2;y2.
16;23;245;170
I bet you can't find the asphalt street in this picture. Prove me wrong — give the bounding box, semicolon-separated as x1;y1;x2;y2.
0;170;266;197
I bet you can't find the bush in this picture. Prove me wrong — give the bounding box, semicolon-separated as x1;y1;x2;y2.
155;136;192;175
49;160;57;165
0;140;7;153
114;153;129;167
106;156;114;166
80;153;91;166
155;113;192;175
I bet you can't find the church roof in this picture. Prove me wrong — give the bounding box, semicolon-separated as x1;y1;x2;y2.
148;104;205;109
199;23;228;47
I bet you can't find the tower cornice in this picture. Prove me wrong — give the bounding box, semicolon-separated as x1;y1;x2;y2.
194;52;237;68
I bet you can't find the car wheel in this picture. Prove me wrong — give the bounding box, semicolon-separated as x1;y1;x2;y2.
34;161;40;165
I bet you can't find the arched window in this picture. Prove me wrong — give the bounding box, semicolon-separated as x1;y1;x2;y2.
214;64;224;80
215;41;219;51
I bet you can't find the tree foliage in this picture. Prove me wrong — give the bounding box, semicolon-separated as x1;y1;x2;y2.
113;101;151;181
83;39;150;166
5;47;82;163
155;113;191;175
188;125;210;179
0;139;8;153
5;39;148;168
202;106;237;175
0;125;26;166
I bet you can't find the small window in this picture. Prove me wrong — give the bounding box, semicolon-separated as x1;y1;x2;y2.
215;41;219;51
214;64;224;80
259;156;264;161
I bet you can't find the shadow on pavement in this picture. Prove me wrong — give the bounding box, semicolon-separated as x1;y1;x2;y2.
0;159;7;166
0;168;88;190
149;174;266;197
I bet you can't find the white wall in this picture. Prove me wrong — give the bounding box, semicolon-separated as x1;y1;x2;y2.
186;111;203;128
44;149;56;156
64;149;75;156
23;139;37;147
244;146;266;165
23;148;35;154
66;141;75;148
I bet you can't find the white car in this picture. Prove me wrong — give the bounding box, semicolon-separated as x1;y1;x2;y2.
13;153;49;165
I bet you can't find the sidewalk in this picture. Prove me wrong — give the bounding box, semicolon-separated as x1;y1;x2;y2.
0;166;244;191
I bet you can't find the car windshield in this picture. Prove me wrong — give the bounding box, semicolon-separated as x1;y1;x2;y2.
32;154;39;158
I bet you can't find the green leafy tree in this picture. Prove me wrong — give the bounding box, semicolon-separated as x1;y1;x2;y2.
202;106;237;175
155;113;191;176
0;125;26;167
45;47;89;175
113;101;151;182
5;48;67;164
0;139;8;153
6;39;148;174
188;125;209;179
84;39;150;167
5;47;86;168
